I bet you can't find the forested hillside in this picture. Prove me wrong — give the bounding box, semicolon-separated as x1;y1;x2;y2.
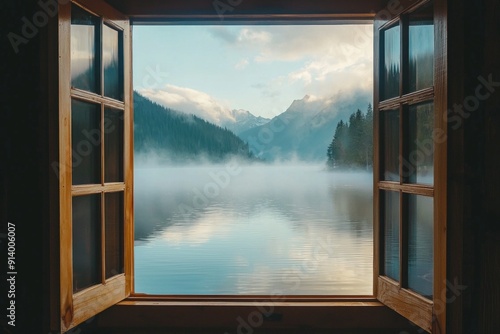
134;92;255;162
326;104;373;169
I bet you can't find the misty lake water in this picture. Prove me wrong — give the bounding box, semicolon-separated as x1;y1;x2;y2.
134;164;373;295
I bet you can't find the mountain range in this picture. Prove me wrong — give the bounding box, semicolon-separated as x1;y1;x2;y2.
135;90;372;163
221;109;270;135
239;92;372;161
133;92;255;163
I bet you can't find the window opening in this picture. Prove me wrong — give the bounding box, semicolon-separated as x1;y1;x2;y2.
132;24;374;295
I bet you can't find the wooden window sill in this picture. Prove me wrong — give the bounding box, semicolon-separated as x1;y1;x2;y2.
95;298;414;330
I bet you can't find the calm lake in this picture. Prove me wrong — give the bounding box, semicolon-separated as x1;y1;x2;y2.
134;163;373;295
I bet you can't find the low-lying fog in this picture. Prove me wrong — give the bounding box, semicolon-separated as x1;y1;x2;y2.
134;158;374;295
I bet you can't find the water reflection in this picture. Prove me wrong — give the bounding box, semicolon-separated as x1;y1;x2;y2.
134;164;373;295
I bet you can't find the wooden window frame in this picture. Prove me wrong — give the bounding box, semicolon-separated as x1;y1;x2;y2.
58;0;133;331
53;0;448;332
373;0;447;333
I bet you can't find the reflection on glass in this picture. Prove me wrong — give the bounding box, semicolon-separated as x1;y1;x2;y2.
383;190;400;281
73;194;101;292
104;108;124;182
71;4;100;93
72;99;101;185
408;195;433;298
382;24;400;100
409;4;434;92
407;102;434;184
105;192;124;279
381;109;400;181
103;24;123;100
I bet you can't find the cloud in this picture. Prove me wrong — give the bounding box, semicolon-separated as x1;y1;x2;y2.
234;58;249;70
237;28;272;44
209;25;372;63
209;25;373;103
288;49;373;96
138;84;236;125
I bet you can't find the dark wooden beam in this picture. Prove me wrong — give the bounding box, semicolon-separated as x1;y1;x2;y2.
96;300;415;330
104;0;385;22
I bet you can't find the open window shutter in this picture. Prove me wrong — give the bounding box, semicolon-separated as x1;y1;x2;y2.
373;0;447;333
58;0;133;332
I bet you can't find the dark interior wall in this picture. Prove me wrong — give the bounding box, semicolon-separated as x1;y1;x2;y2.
447;0;500;333
1;0;52;333
474;0;500;332
1;0;499;333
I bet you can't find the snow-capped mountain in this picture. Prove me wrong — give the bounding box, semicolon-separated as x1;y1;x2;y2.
137;86;269;135
221;109;270;135
239;91;372;162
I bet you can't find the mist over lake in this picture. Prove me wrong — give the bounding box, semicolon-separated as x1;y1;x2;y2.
134;162;373;295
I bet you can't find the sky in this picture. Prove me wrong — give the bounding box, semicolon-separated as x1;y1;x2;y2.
133;24;373;121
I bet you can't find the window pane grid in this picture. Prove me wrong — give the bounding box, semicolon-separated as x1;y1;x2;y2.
69;3;126;296
377;1;435;303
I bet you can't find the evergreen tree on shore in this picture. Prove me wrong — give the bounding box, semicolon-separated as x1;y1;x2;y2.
134;91;255;162
326;104;373;169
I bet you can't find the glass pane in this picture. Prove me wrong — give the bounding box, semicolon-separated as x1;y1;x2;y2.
382;24;401;100
103;24;123;100
383;190;400;281
407;102;434;184
408;3;434;92
381;109;400;181
71;4;100;93
104;108;124;182
73;194;101;292
408;195;433;298
72;99;101;185
105;192;124;278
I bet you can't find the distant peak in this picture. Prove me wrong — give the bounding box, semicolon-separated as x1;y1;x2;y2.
232;109;250;115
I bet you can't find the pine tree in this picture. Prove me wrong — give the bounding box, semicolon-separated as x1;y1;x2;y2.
133;91;256;162
326;104;373;170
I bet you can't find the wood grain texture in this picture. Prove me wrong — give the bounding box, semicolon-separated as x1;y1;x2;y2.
432;0;447;332
58;2;74;331
70;88;125;110
372;17;381;297
72;183;126;196
59;1;132;332
68;275;128;332
378;277;433;332
123;16;134;298
374;1;446;333
379;87;434;110
378;182;434;196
